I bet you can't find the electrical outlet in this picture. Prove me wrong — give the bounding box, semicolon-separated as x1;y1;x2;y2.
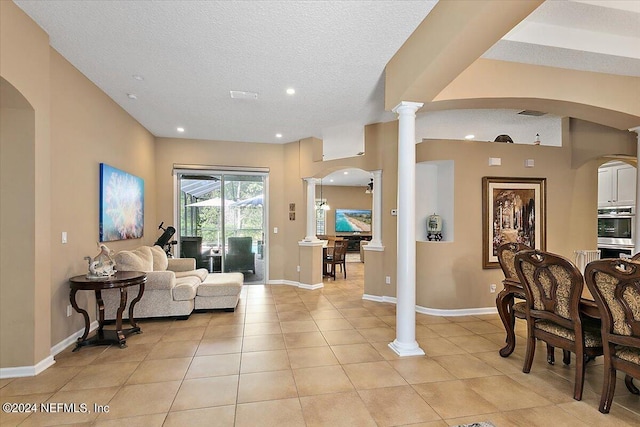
296;265;300;272
61;231;68;244
490;284;497;293
385;276;391;285
66;304;73;317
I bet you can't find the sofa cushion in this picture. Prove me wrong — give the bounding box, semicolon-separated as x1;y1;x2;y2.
198;273;244;297
115;246;153;272
173;276;200;301
167;257;196;272
150;245;169;271
175;268;209;282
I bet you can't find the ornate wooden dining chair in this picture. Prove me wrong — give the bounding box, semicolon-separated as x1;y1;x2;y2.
323;239;348;279
496;244;530;345
497;242;570;363
514;250;603;400
584;258;640;413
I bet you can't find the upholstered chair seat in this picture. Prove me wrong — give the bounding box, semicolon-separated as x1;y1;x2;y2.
616;346;640;365
535;320;602;347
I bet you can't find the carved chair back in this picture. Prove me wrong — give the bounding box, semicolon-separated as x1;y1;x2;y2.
514;250;585;329
331;240;348;262
584;258;640;412
497;243;531;282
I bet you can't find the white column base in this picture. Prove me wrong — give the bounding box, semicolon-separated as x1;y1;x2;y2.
388;339;425;357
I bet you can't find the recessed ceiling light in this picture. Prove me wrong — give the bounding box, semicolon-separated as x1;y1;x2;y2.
126;93;137;100
132;75;144;81
275;133;283;138
230;90;258;100
465;134;475;139
343;171;349;175
177;127;185;133
286;88;295;95
330;179;334;182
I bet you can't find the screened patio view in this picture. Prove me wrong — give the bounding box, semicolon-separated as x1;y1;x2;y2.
178;173;266;284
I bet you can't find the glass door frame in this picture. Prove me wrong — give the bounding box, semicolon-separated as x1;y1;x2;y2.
172;166;269;284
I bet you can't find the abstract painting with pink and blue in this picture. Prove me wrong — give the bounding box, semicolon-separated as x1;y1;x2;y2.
99;163;144;242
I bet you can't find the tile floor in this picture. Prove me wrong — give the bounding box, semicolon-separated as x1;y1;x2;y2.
1;262;639;426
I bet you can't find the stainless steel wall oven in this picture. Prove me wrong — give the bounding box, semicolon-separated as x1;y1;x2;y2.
597;206;634;257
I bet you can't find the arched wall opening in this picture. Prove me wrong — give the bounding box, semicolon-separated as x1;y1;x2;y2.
0;77;40;370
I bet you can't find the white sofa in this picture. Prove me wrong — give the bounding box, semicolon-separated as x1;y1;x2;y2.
103;245;243;320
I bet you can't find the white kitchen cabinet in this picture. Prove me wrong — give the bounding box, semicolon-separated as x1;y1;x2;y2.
598;161;636;207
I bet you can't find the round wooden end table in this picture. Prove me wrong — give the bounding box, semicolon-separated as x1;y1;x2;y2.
69;271;146;351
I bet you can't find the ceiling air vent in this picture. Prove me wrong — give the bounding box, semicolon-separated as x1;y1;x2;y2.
230;90;258;100
518;110;546;117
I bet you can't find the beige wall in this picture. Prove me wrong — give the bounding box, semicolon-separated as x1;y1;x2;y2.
0;1;51;368
1;95;37;368
154;138;293;282
410;119;634;310
49;50;157;344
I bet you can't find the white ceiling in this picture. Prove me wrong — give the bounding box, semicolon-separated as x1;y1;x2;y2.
13;0;640;184
323;168;372;187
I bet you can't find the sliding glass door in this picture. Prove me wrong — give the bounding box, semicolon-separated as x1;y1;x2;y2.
176;170;266;285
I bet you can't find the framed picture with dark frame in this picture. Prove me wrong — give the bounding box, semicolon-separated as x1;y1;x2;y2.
482;177;546;269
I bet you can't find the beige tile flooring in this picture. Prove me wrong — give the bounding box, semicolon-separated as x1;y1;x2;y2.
1;262;639;426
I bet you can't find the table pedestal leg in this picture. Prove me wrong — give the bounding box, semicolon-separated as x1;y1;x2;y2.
70;289;90;351
116;288;128;347
128;283;145;330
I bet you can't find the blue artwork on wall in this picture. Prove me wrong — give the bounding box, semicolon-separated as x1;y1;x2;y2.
99;163;144;242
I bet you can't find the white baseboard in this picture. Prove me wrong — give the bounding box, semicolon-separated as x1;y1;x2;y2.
50;320;99;356
267;279;299;287
298;282;324;290
415;305;497;317
0;320;99;379
363;294;397;304
362;294;497;317
267;279;324;290
0;355;55;379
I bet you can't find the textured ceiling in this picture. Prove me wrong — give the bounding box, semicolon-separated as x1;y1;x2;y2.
12;0;640;181
13;0;436;145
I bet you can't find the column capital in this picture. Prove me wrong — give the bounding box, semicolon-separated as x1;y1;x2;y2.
628;126;640;136
392;101;424;115
304;177;321;184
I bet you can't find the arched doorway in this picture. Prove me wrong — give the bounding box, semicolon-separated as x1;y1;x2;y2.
315;167;373;289
0;77;45;371
597;159;637;258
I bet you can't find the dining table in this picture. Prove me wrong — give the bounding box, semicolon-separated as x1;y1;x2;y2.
497;275;639;395
496;278;599;358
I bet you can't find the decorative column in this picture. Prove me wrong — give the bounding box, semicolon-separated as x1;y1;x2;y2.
368;170;383;248
304;178;319;242
632;127;640;254
299;177;323;289
389;101;424;357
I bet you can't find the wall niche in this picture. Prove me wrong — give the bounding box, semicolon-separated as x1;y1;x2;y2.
416;160;454;242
